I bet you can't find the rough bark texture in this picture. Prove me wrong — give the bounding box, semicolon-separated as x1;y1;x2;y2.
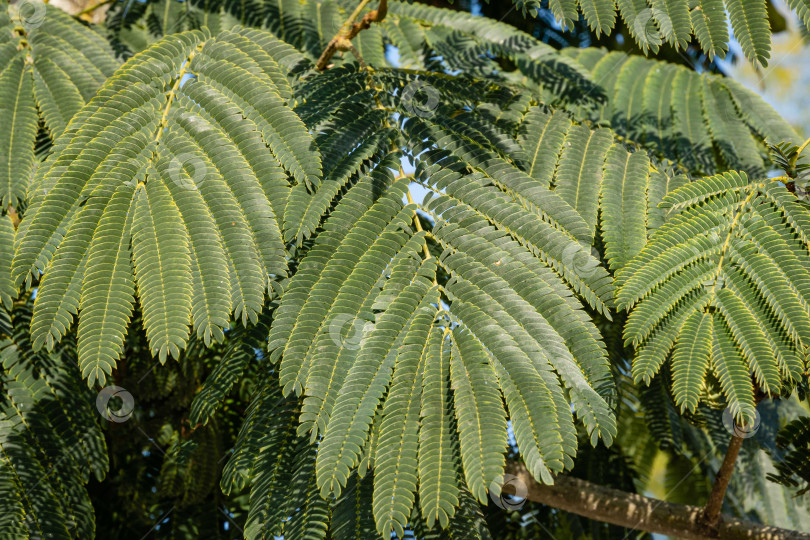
506;462;810;540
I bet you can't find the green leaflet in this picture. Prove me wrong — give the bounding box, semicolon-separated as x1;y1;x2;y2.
131;173;192;363
548;0;579;30
449;326;507;503
651;0;692;49
692;0;729;60
77;182;137;386
418;328;459;529
671;309;712;413
373;306;435;537
726;0;771;66
315;265;439;499
611;56;655;143
330;473;377;539
601;145;650;271
554;125;613;237
701;78;764;176
0;55;37;209
617;0;662;54
578;0;617;35
786;0;810;29
519;107;572;188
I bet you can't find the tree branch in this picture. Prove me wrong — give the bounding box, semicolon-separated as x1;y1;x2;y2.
506;462;810;540
315;0;387;70
699;432;744;531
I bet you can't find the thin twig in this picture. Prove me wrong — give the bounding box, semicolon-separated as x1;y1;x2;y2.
404;185;431;260
315;0;387;70
699;433;744;532
790;135;810;169
75;0;115;17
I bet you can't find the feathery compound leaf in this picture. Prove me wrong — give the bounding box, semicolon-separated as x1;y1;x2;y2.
315;265;438;498
0;54;36;209
449;326;507;503
554;125;613;237
725;0;771;66
0;214;13;309
419;328;459;529
651;0;692;49
13;28;314;382
691;0;729;60
1;300;108;538
131;175;192;363
578;0;617;35
0;8;118;207
77;183;137;387
618;172;810;421
563;49;790;174
373;306;435;537
263;70;625;511
601;145;650;271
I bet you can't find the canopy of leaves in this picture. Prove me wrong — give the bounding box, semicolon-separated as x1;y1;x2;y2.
1;0;810;538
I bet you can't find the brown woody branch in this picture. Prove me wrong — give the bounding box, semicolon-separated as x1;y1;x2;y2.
506;462;809;540
700;387;769;532
315;0;387;70
699;433;745;532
